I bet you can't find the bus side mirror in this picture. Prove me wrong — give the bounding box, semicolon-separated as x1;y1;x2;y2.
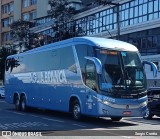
143;61;158;77
85;56;102;74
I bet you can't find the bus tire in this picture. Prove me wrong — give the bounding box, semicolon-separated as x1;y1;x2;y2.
72;100;81;120
143;107;153;119
20;96;27;112
111;117;122;121
14;96;20;111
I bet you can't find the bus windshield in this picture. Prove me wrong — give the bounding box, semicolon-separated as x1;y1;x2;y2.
96;49;146;96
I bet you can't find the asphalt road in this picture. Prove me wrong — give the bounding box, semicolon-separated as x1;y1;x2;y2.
0;98;160;138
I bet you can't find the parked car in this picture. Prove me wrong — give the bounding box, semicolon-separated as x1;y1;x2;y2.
0;86;5;98
143;87;160;119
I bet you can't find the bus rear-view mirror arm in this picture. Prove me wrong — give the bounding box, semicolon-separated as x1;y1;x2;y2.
85;56;102;74
143;61;158;77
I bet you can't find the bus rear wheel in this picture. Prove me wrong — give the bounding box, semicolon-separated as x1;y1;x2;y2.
111;117;122;121
72;100;81;120
14;96;20;111
20;96;27;112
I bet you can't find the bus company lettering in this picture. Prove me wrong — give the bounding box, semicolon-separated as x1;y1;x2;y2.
31;70;67;84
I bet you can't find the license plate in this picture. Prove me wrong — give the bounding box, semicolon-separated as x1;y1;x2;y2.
154;94;160;99
123;111;131;116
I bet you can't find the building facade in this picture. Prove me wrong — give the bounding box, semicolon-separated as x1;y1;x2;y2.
0;0;14;46
0;0;49;46
31;0;160;56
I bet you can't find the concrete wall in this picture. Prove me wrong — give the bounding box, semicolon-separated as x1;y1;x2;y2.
36;0;49;18
14;0;22;21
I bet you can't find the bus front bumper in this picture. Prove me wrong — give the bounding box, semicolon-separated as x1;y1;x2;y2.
97;100;148;117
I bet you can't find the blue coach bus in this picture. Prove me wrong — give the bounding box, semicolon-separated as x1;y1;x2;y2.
4;37;157;121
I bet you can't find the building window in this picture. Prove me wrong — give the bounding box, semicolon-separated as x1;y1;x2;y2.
2;32;10;42
2;5;8;14
147;36;153;48
30;11;36;20
23;0;37;7
2;18;9;27
23;0;29;7
22;11;36;21
142;3;147;15
30;0;37;5
148;1;153;13
9;16;14;25
22;13;30;21
2;3;14;14
9;2;14;13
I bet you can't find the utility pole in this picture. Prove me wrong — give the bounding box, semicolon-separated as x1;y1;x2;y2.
96;0;120;40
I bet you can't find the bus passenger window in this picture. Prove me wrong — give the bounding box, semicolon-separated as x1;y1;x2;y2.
85;63;97;91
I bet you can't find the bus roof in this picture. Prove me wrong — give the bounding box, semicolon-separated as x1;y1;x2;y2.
74;37;138;51
7;37;138;58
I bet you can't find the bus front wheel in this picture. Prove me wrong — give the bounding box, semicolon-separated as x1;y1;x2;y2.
72;100;81;120
143;107;153;119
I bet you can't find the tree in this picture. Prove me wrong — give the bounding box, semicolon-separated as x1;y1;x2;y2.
10;19;45;53
0;47;16;83
10;20;31;52
48;0;78;41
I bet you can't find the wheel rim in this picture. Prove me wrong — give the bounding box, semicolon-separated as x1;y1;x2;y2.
145;108;150;118
21;101;25;110
73;104;80;119
21;99;26;111
15;98;19;109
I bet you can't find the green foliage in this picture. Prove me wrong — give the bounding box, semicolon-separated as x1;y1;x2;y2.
48;0;76;21
48;0;78;41
10;20;45;52
0;47;16;82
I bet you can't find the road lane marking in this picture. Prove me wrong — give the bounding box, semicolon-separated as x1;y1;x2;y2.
122;118;159;126
72;124;86;128
0;100;7;103
29;114;40;118
12;112;26;116
121;136;135;139
4;110;27;116
42;117;64;123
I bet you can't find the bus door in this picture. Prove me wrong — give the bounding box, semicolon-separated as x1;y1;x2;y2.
85;63;98;114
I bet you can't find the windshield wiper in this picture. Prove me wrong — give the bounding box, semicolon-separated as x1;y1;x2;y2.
125;67;135;85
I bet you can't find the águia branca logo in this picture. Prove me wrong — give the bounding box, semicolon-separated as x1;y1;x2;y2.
31;70;67;84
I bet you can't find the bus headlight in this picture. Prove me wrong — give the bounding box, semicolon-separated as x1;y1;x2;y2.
140;100;148;107
102;100;110;105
